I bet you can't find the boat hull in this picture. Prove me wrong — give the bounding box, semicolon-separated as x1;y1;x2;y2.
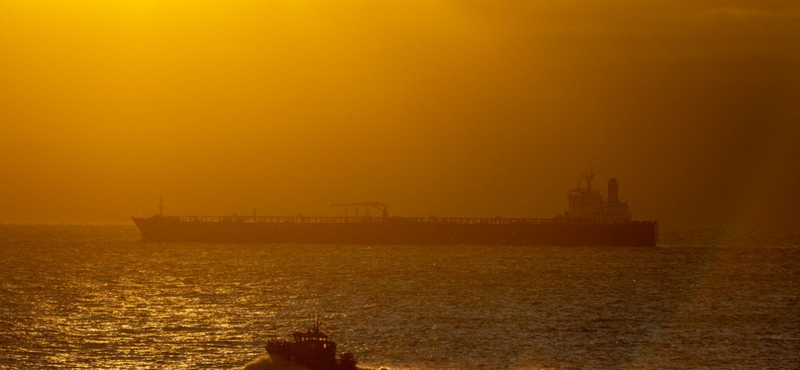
132;217;658;246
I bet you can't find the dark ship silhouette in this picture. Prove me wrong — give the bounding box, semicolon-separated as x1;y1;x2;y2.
266;317;357;370
133;172;657;246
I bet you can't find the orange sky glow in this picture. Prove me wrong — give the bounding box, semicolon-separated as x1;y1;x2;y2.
1;0;799;227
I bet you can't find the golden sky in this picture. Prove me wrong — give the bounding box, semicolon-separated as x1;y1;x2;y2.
1;0;798;227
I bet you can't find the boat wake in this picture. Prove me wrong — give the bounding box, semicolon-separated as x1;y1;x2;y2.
243;354;388;370
243;354;311;370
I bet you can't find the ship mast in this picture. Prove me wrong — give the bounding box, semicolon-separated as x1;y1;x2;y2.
582;167;594;192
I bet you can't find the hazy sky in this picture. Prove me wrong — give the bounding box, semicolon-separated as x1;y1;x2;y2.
1;0;799;227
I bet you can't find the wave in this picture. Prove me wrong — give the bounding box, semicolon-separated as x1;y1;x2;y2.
243;354;312;370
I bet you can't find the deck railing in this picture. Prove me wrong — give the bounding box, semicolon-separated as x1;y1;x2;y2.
161;215;555;225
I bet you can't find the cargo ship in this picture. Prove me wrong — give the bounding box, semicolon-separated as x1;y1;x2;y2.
132;172;657;246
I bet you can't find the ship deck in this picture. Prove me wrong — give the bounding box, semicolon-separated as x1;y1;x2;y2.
161;215;561;225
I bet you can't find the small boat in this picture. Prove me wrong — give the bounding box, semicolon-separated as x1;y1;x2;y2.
266;317;357;370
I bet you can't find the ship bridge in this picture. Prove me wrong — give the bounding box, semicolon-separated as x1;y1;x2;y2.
566;170;631;224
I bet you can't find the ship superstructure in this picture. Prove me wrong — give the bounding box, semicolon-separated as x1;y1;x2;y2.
565;170;631;224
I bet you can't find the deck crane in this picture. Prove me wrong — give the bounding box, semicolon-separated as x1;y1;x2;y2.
332;202;388;219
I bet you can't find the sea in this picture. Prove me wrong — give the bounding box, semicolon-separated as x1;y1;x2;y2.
0;225;798;369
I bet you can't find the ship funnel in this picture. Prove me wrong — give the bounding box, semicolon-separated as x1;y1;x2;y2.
608;179;620;204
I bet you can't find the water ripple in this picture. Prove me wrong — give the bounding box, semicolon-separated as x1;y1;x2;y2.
0;225;798;369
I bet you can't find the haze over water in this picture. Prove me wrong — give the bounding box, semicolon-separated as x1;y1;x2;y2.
2;1;800;228
1;225;798;369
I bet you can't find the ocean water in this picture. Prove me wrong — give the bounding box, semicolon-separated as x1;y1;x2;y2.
0;225;798;369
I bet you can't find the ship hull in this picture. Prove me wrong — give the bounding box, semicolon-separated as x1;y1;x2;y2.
132;217;657;246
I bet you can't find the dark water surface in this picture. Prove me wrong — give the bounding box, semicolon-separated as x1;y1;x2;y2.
1;225;798;369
